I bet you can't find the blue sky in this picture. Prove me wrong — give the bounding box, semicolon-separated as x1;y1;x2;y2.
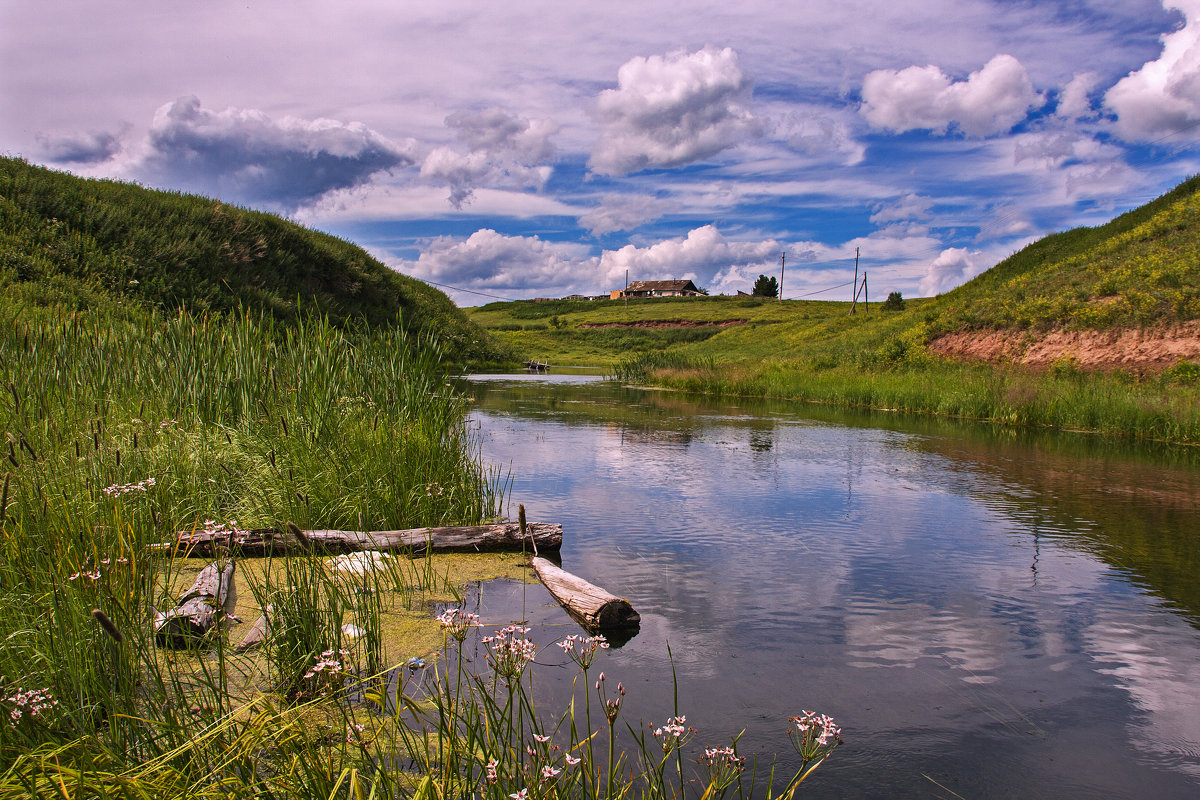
4;0;1200;304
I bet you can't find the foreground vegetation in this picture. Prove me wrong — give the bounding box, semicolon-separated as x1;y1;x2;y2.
468;176;1200;444
0;161;842;796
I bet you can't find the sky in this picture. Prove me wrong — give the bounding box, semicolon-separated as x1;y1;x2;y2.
4;0;1200;305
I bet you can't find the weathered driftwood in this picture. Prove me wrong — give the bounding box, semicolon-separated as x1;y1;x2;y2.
531;556;640;632
236;604;272;652
170;522;562;557
155;561;237;649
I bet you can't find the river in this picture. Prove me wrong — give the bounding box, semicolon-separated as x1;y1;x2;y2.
457;373;1200;798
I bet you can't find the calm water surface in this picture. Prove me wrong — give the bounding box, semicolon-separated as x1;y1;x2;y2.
457;374;1200;798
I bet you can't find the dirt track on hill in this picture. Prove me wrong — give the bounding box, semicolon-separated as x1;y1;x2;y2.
928;322;1200;373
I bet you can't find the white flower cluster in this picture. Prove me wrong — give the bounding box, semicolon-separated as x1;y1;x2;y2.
482;624;537;679
555;633;609;669
4;686;57;727
436;608;481;642
102;477;156;497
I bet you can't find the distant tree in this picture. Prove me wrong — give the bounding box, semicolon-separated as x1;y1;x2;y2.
882;291;905;311
752;274;778;298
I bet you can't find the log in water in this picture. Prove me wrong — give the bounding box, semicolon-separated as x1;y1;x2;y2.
170;522;563;557
154;560;237;649
531;556;641;631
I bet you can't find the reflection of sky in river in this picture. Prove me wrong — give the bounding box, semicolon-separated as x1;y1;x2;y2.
464;377;1200;798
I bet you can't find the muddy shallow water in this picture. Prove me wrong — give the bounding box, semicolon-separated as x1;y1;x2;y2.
456;373;1200;798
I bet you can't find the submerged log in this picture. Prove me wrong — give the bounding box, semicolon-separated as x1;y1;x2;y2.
170;522;563;558
531;556;640;632
155;561;237;649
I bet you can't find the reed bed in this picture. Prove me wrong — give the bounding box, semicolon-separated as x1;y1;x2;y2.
615;351;1200;445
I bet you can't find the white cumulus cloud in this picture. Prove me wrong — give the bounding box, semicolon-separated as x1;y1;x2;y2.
131;96;415;211
589;46;760;176
860;54;1042;137
919;247;982;295
395;229;598;293
598;224;780;290
1105;0;1200;140
420;107;558;208
1056;72;1101;119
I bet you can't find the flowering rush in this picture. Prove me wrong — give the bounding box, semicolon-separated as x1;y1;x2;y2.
556;633;609;669
102;477;156;497
3;686;57;727
699;745;745;790
436;608;481;642
305;649;351;680
788;711;842;763
481;625;537;679
652;715;694;753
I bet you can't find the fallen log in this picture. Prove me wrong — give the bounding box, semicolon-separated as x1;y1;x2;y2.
155;561;237;649
169;522;563;558
235;604;271;652
531;556;640;632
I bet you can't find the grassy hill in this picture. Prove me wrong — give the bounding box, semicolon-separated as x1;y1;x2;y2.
0;156;505;363
468;177;1200;443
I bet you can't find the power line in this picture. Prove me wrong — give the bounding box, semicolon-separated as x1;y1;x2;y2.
416;279;518;302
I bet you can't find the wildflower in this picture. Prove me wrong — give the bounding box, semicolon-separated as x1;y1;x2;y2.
533;733;550;743
3;687;58;727
564;754;581;766
699;746;745;791
485;758;499;784
102;477;156;497
652;715;694;753
436;608;481;642
540;764;561;782
787;711;842;764
597;676;625;724
556;633;609;670
482;625;537;680
509;789;527;800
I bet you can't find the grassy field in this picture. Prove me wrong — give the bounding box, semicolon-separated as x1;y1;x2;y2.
468;177;1200;444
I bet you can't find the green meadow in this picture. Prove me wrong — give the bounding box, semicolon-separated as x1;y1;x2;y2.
469;176;1200;445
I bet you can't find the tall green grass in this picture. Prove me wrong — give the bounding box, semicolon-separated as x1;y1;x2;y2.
0;301;501;791
615;351;1200;444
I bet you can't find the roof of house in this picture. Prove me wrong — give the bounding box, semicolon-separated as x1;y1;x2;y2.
625;279;700;292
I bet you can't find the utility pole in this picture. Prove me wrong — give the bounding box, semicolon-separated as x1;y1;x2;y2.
863;272;868;313
779;252;785;302
849;247;860;315
624;269;628;311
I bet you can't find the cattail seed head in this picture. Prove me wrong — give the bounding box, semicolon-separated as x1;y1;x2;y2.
92;608;124;642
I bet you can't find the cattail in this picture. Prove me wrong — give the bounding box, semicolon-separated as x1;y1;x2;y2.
92;609;124;643
518;503;527;537
6;442;17;468
132;431;138;449
115;448;121;468
268;450;276;468
280;416;289;436
0;473;9;524
286;521;307;542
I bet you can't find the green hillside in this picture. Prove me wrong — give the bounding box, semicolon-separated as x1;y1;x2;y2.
933;173;1200;332
0;157;504;363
